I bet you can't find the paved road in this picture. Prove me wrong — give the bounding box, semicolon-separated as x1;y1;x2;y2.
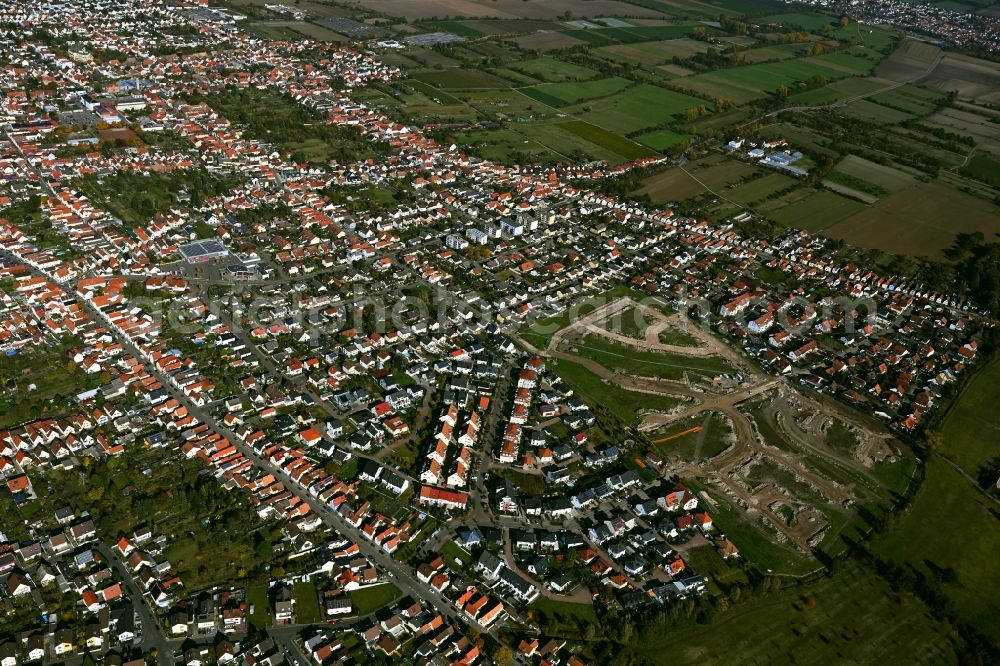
95;544;173;666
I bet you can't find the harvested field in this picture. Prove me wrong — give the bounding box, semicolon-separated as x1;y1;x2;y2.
873;39;940;82
822;182;1000;257
922;52;1000;104
351;0;668;20
832;155;915;193
634;155;759;203
925;107;1000;156
604;37;712;61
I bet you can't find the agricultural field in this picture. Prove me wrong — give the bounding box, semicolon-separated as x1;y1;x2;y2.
922;52;1000;104
960;153;1000;186
634;155;760;204
821;182;1000;257
631;562;961;665
350;0;668;20
599;38;711;65
875;455;1000;637
787;76;892;105
676;52;877;104
838;99;915;125
411;68;514;89
507;57;600;82
518;77;632;107
566;83;706;134
556;120;657;160
925;106;1000;157
514;31;588;51
829;155;915;195
933;360;1000;480
636;128;690;151
762;189;867;232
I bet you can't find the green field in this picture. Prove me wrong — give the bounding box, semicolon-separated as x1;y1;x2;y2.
349;583;402;616
764;189;868;231
788;77;890;105
294;580;322;624
831;155;915;193
569;84;706;134
411;69;513;89
557;120;657;160
761;12;837;31
636;128;690;151
840;98;915;124
961;153;1000;187
875;457;1000;636
632;562;960;665
440;540;472;567
0;348;99;428
870;358;1000;637
248;582;269;629
677;54;877;104
573;334;734;381
528;597;598;638
518;77;632;107
549;358;684;425
510;57;600;82
934;359;1000;482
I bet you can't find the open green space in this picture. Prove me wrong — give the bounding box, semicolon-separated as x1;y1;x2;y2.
192;87;383;164
874;456;1000;636
440;540;472;567
636;128;690;151
528;597;599;636
0;347;100;428
675;53;877;104
73;168;241;229
549;358;684;426
349;583;402;616
294;580;322;624
570;333;733;381
248;582;270;629
934;359;1000;482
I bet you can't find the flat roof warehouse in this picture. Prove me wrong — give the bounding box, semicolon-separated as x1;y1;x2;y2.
178;239;229;263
